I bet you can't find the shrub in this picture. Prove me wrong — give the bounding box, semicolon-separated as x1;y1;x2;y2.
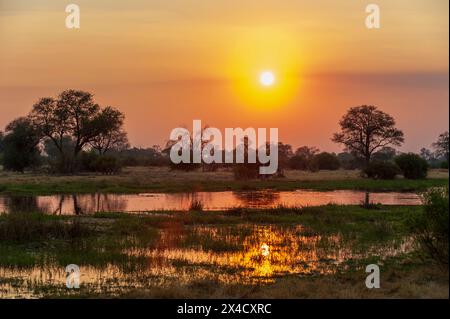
395;153;428;179
363;161;400;179
408;188;448;266
310;152;340;170
440;161;449;169
79;152;122;174
93;156;122;175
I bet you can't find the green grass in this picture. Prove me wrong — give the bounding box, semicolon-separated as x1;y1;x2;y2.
0;167;447;195
0;178;447;195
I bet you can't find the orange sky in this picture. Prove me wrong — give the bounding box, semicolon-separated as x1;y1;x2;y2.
0;0;448;152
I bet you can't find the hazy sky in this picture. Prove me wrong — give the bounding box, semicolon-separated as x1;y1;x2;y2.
0;0;448;152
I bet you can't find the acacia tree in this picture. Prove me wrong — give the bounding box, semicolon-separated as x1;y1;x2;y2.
332;105;404;166
432;131;449;161
29;89;127;172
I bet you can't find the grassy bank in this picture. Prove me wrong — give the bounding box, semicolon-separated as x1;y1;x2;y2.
0;167;448;195
0;205;448;298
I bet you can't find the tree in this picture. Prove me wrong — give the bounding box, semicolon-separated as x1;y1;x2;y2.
89;107;129;155
29;89;126;172
420;147;434;162
2;117;41;172
332;105;404;166
432;131;449;161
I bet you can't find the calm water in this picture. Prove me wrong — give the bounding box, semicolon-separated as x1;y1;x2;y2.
0;224;414;298
0;190;422;214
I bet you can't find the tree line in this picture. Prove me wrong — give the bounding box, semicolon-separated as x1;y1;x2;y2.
0;91;448;179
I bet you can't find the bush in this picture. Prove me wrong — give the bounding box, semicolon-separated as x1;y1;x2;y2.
408;188;448;266
79;152;122;174
395;153;428;179
93;156;122;174
440;161;449;169
363;161;400;179
310;152;340;171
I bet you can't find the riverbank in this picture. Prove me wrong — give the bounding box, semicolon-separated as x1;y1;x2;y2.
0;167;448;195
0;205;448;298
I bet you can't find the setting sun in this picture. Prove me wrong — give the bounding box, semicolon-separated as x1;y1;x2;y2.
260;71;275;87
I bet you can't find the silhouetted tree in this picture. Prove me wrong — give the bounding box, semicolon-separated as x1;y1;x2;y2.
433;131;449;162
420;147;434;161
2;117;41;172
29;89;126;172
89;106;129;155
332;105;404;167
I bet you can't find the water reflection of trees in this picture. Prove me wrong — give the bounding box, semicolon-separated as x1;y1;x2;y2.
168;192;215;211
49;194;128;215
362;192;372;208
1;196;49;213
232;191;281;208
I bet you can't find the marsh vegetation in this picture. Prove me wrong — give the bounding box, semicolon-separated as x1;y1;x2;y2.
0;200;447;298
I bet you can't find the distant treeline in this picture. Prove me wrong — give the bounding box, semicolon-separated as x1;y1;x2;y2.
0;90;448;178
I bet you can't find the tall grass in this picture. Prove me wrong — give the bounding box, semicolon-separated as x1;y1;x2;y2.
0;212;91;242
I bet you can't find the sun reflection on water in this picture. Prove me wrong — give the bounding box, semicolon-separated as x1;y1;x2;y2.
0;224;414;298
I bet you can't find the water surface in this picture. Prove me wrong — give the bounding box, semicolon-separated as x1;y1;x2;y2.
0;190;421;214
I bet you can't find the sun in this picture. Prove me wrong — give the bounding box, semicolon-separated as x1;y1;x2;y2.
259;71;275;87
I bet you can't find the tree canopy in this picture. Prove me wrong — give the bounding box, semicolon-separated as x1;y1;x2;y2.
332;105;404;165
2;117;41;172
22;89;127;172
